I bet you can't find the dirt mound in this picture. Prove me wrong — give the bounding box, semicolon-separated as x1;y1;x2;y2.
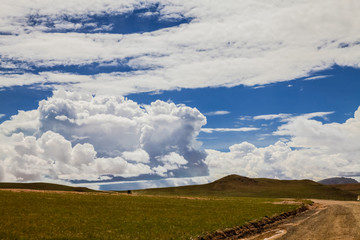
197;204;309;240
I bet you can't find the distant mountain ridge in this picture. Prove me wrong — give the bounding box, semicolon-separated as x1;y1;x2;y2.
318;177;358;185
135;174;358;200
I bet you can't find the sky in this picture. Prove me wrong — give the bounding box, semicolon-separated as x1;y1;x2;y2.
0;0;360;190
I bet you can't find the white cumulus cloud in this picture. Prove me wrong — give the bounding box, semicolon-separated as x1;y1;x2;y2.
0;90;208;182
1;90;359;186
205;107;360;181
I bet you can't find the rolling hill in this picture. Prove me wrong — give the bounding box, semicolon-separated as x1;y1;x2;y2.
1;175;357;200
329;183;360;195
0;182;97;192
134;175;357;200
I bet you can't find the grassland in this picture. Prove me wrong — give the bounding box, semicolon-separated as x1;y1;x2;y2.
0;175;356;239
329;183;360;195
0;190;300;240
134;175;357;200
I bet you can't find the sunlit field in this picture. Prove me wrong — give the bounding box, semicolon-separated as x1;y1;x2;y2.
0;190;299;240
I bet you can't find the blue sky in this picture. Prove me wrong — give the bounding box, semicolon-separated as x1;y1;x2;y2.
0;1;360;189
2;66;359;151
128;66;360;150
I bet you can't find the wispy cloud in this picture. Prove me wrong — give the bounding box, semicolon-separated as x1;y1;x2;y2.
243;112;334;122
95;176;213;191
201;127;259;133
294;111;334;121
339;172;360;177
304;75;332;81
253;113;292;121
0;1;359;94
238;116;252;121
204;111;230;116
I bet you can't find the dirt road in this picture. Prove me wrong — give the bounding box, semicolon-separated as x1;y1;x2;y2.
246;199;360;240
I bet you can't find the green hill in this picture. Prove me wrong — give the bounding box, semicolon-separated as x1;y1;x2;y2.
329;183;360;195
0;182;96;192
134;175;357;200
1;175;357;200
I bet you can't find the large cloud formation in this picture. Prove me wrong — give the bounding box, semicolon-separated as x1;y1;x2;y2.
1;91;359;186
0;90;207;182
1;1;360;94
206;107;360;181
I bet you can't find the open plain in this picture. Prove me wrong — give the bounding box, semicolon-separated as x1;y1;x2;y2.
1;176;358;240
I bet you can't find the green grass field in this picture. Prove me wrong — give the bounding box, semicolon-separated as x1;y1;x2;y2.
1;175;355;239
0;190;300;240
329;183;360;195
